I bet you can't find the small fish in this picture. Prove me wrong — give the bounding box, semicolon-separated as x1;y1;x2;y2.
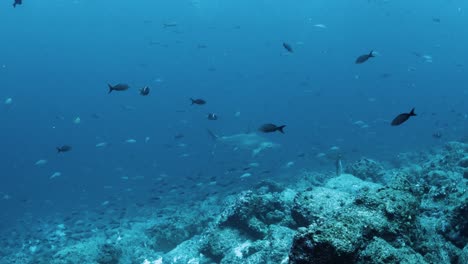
108;83;129;94
120;105;135;111
432;132;442;139
422;55;433;63
139;86;150;96
190;98;206;105
57;145;72;153
355;50;375;64
259;123;286;134
35;159;48;166
4;98;12;105
95;142;109;148
283;42;293;53
163;22;178;28
174;133;184;140
73;117;81;124
240;172;252;178
50;172;62;179
207;113;218;120
313;24;327;29
335;155;343;176
13;0;22;8
125;139;137;144
432;18;441;23
391;108;416;126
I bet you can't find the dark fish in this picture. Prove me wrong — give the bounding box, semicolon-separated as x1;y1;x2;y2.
207;113;218;120
120;104;135;111
163;23;178;28
174;133;184;140
355;50;375;64
108;83;129;93
283;42;293;53
259;123;286;134
432;18;441;23
391;108;416;126
380;73;392;79
13;0;22;8
57;145;72;153
190;98;206;105
139;86;150;96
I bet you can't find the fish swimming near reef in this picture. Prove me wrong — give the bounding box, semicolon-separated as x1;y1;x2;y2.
57;145;72;153
259;124;286;134
355;51;375;64
391;108;416;126
207;130;280;156
13;0;22;8
108;83;129;94
190;98;206;105
283;42;293;53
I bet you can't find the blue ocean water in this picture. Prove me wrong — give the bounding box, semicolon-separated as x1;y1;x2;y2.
0;0;467;261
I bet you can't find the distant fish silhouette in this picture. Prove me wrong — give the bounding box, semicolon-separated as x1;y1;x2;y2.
57;145;72;153
190;98;206;105
139;86;150;96
108;83;129;94
355;50;375;64
207;113;218;120
259;123;286;134
163;22;178;28
13;0;22;8
391;108;416;126
283;42;293;53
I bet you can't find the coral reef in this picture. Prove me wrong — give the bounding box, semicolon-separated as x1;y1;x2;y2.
345;158;386;182
1;142;467;264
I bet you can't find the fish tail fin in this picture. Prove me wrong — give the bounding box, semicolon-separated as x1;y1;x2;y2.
190;98;195;104
56;147;61;153
369;50;375;57
277;125;286;134
108;84;113;94
410;108;416;116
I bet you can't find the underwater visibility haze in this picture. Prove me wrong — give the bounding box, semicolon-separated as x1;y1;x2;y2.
0;0;467;263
